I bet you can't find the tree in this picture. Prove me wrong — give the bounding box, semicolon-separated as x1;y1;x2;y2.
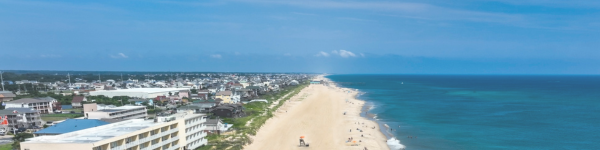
191;89;198;94
168;92;172;96
12;133;34;150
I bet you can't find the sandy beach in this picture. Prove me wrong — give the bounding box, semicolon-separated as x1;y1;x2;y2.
245;75;390;150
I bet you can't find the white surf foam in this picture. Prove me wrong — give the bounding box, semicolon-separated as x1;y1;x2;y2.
387;137;406;150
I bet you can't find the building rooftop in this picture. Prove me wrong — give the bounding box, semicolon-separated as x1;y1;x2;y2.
34;119;110;135
0;108;37;115
90;88;190;94
6;98;54;104
96;105;145;112
24;119;162;143
216;91;232;96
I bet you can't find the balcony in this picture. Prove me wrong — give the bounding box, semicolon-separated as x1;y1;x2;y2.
166;144;179;150
125;140;139;148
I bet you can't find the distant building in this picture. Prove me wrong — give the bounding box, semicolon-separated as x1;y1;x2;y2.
71;96;86;108
0;108;43;129
0;91;16;102
89;88;190;98
84;105;147;120
128;99;153;106
34;119;110;136
215;91;233;104
5;97;57;114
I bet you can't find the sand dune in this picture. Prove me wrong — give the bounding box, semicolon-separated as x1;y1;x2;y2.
245;76;389;150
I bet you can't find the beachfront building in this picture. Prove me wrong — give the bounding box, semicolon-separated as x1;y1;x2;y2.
210;104;244;118
21;111;207;150
33;119;110;136
89;88;191;98
84;105;147;120
5;97;57;114
204;119;232;134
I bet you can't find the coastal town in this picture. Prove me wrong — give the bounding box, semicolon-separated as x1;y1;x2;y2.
0;71;318;150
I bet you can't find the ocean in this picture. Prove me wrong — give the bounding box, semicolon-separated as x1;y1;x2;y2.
326;75;600;150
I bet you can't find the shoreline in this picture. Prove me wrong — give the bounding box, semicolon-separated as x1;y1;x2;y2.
245;75;391;150
330;77;406;150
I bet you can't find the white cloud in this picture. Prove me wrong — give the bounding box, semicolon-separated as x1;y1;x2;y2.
331;50;356;58
284;53;292;56
110;53;128;58
210;54;222;58
360;53;365;57
315;51;330;57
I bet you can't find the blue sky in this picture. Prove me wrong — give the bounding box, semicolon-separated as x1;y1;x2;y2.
1;0;599;74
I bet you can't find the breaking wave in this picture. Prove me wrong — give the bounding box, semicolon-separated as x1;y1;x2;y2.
387;137;406;150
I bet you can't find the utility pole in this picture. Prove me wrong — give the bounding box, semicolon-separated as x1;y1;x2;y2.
0;71;4;91
67;73;71;86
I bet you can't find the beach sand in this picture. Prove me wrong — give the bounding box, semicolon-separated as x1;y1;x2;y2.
245;76;390;150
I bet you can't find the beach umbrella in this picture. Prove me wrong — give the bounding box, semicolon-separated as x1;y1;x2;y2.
300;136;305;139
353;141;356;143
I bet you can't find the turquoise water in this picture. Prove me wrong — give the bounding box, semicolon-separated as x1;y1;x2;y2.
327;75;600;150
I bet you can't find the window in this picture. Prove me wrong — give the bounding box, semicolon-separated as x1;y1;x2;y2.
150;130;157;135
139;133;147;139
126;137;134;143
140;143;148;148
110;141;118;148
152;139;159;145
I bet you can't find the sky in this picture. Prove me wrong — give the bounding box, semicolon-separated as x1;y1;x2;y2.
1;0;599;74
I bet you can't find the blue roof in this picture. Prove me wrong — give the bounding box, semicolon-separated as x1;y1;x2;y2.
35;119;110;135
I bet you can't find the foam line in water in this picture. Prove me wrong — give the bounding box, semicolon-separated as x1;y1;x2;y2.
387;137;406;150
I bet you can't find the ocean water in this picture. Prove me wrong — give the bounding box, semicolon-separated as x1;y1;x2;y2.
327;75;600;150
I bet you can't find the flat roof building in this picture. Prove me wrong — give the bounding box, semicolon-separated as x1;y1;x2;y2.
89;88;191;98
21;111;207;150
34;119;110;136
85;105;147;120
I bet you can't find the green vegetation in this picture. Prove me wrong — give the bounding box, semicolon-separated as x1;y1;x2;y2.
62;108;82;113
0;144;12;150
41;113;84;122
11;133;34;150
198;81;310;150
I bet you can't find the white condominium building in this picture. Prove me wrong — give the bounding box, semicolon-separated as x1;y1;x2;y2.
21;110;207;150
